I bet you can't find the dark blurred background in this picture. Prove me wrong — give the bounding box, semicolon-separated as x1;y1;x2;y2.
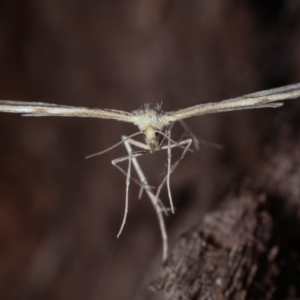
0;1;299;299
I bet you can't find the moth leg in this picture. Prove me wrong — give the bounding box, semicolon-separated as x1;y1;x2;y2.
112;151;148;188
112;149;147;238
155;137;193;213
112;137;159;238
122;136;168;261
166;129;174;213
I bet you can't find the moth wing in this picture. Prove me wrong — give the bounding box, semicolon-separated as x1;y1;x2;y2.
164;83;300;121
0;100;133;123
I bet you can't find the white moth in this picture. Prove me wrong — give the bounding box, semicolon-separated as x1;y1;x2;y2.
1;83;300;148
1;83;300;260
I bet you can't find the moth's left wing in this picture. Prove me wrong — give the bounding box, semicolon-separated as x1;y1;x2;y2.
164;83;300;122
0;100;133;123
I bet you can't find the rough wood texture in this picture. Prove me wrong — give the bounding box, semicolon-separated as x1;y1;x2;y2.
150;115;300;300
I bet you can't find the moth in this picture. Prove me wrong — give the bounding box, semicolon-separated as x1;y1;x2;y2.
1;83;300;259
1;83;300;148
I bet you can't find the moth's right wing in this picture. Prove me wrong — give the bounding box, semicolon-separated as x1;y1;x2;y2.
164;83;300;122
0;100;133;123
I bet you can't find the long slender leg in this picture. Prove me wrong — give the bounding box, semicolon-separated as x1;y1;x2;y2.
115;152;132;238
112;150;147;238
112;152;147;187
110;134;191;260
122;137;168;261
111;136;168;260
166;130;174;213
111;138;166;205
155;138;193;212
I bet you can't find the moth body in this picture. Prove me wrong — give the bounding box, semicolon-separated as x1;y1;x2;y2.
132;108;170;152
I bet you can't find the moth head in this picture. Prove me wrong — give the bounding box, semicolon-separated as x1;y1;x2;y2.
144;126;163;153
